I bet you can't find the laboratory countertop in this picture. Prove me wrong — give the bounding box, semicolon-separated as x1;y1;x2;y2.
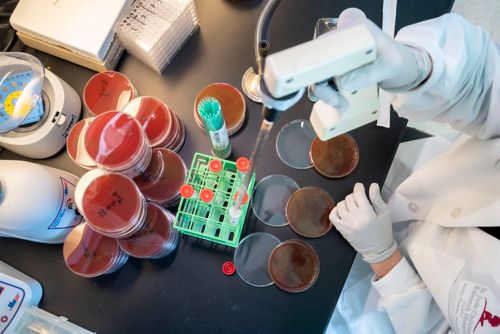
0;0;453;333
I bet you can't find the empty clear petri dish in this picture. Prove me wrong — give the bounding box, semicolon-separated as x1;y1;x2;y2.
251;175;299;227
268;239;320;293
286;187;335;238
233;232;281;287
276;120;316;169
309;134;359;178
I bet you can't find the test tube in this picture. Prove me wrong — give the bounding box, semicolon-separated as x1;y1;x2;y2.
197;97;232;159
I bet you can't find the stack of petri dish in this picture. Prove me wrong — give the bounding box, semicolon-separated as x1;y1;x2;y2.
83;71;137;116
63;223;129;278
75;170;147;238
133;148;187;207
194;83;246;136
66;117;97;170
84;111;152;178
122;96;186;152
117;203;180;259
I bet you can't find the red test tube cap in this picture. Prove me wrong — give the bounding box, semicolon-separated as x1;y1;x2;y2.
233;192;249;205
236;157;250;173
200;189;214;203
222;261;236;276
180;184;195;198
209;159;223;173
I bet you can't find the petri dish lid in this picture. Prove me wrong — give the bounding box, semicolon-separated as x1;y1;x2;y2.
234;232;281;287
286;187;335;238
140;148;187;203
117;203;171;258
122;96;173;147
309;134;359;178
80;172;144;233
268;239;320;293
66;117;96;169
251;175;299;227
194;83;246;134
84;111;145;169
63;223;120;278
83;71;136;116
276;119;316;169
0;52;45;133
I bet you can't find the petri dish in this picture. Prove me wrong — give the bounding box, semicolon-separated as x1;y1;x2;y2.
66;117;96;169
310;134;359;178
276;119;316;169
84;111;151;177
83;71;136;116
122;96;173;147
133;149;165;191
117;203;179;259
286;187;335;238
80;172;146;237
251;175;300;227
233;232;281;287
194;83;246;135
268;239;320;293
139;148;187;205
63;223;128;278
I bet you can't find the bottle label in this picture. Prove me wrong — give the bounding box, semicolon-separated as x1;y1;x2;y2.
209;125;229;150
0;280;25;333
48;177;83;229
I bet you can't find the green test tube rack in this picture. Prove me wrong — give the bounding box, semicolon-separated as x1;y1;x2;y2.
174;152;256;247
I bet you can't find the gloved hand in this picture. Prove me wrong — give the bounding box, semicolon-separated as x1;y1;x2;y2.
311;8;432;109
329;183;397;264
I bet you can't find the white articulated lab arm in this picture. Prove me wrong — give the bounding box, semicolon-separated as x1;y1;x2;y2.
263;25;380;140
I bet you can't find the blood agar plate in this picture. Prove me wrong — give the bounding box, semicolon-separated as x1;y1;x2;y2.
137;148;187;206
118;203;179;259
233;232;281;287
251;175;300;227
268;239;320;293
309;134;359;178
66;117;96;169
63;223;128;278
122;96;173;147
79;172;146;238
194;83;246;135
83;71;136;116
286;187;335;238
276;120;316;169
84;111;151;177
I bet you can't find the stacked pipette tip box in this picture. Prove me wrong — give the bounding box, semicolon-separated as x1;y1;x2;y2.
116;0;199;73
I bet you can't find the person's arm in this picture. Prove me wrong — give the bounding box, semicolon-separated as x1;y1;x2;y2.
330;183;450;333
392;13;500;140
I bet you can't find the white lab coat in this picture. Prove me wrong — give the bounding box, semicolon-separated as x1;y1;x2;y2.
328;13;500;334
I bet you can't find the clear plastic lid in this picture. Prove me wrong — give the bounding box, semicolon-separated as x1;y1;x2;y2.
286;187;335;238
122;96;173;147
309;134;359;178
84;111;147;170
0;52;45;133
268;239;320;293
251;175;299;227
7;305;94;334
233;232;281;287
83;71;136;116
276;119;316;169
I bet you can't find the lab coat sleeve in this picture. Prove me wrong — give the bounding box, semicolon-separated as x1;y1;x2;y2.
392;13;500;140
371;257;450;333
